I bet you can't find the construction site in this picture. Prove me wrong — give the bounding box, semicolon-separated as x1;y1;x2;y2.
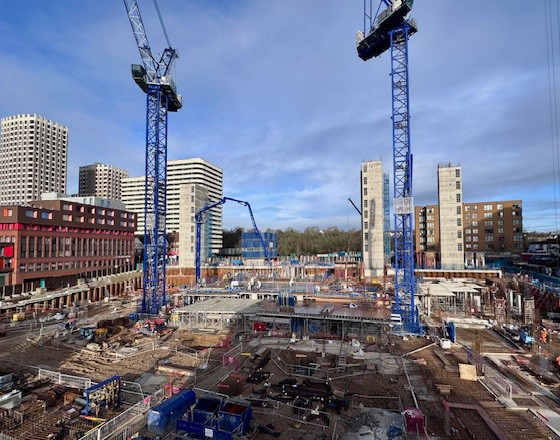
0;0;559;440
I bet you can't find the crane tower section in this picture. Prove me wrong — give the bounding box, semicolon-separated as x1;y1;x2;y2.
356;0;418;331
124;0;182;315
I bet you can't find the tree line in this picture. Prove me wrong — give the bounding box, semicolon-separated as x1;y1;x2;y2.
223;226;362;256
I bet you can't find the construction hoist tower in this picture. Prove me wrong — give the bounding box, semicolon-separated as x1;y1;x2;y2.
356;0;419;331
124;0;182;314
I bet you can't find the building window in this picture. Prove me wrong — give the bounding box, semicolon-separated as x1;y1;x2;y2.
466;244;472;249
485;236;494;242
364;210;368;218
497;203;503;210
456;194;461;203
465;205;470;211
455;169;460;178
472;213;478;219
514;235;523;242
484;220;493;226
25;210;35;218
466;229;471;234
364;244;368;252
498;227;504;234
363;188;367;196
364;232;368;240
364;221;368;229
457;231;462;239
484;204;492;211
2;209;12;216
364;200;368;208
465;213;471;219
456;206;461;214
473;244;479;250
363;177;367;185
62;214;72;221
513;219;521;225
484;212;492;218
457;218;462;226
456;181;461;190
41;211;51;220
466;235;472;242
497;220;504;226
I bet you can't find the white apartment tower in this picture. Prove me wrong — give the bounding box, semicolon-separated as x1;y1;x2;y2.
438;164;464;269
122;158;223;257
0;114;68;204
179;184;210;267
361;160;385;277
79;163;129;201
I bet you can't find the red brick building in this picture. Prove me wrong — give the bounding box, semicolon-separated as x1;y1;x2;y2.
0;200;136;288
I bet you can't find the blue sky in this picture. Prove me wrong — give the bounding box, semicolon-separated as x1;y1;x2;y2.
0;1;556;231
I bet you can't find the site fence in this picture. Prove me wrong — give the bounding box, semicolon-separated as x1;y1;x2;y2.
349;394;403;412
38;369;93;390
222;342;243;368
113;340;159;362
78;389;164;440
251;399;331;430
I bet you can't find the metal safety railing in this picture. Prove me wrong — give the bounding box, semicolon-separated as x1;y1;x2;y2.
481;368;514;399
78;389;164;440
38;369;93;390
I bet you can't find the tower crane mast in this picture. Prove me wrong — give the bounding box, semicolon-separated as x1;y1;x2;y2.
356;0;418;331
124;0;182;315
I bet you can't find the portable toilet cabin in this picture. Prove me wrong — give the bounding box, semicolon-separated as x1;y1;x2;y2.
147;390;195;437
176;396;222;438
216;402;253;439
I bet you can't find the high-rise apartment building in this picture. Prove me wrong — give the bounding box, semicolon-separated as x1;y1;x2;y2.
360;160;385;277
0;114;68;204
415;200;523;265
179;184;210;267
79;163;128;201
122;158;223;258
437;164;464;270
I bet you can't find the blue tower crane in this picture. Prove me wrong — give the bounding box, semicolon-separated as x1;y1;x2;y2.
357;0;419;331
195;197;271;285
124;0;182;315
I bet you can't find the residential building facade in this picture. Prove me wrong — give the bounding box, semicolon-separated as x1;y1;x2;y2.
0;200;136;287
360;160;384;277
415;200;523;267
437;164;464;269
79;163;129;201
122;158;223;258
0;114;68;204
